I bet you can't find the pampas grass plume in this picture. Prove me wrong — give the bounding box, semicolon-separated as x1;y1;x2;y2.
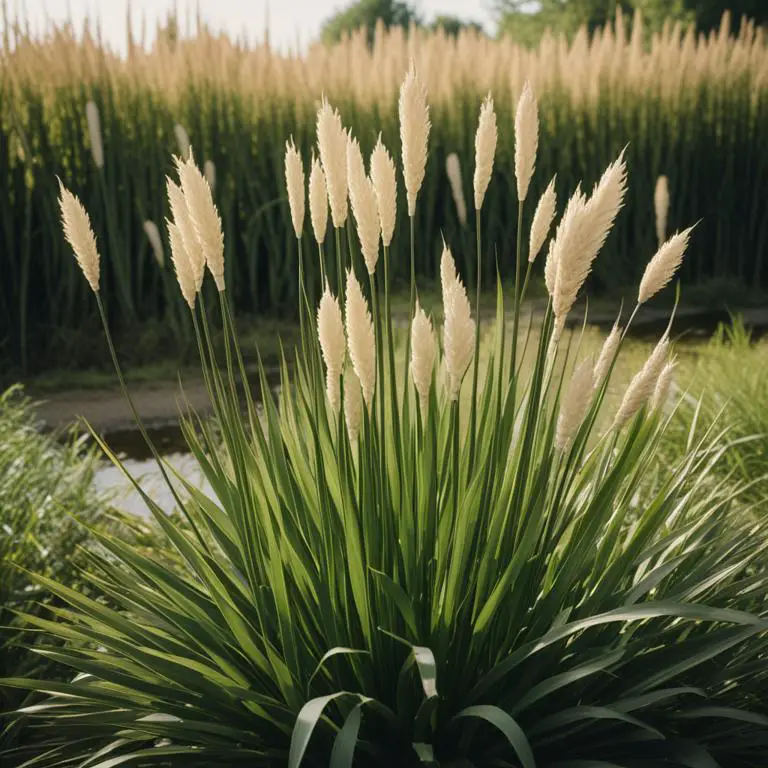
446;153;467;228
285;137;305;238
614;337;669;428
85;100;104;169
174;123;191;161
440;240;458;304
204;160;216;193
650;358;676;411
345;270;376;407
143;220;165;268
167;177;205;291
177;153;225;291
167;220;196;309
654;175;670;246
638;226;694;304
58;180;100;292
309;154;329;245
347;134;380;274
411;301;436;409
529;175;557;262
514;81;538;202
593;322;622;385
317;287;346;413
317;98;348;228
556;359;594;451
344;368;363;442
443;275;475;401
370;135;397;248
399;62;431;217
473;93;497;211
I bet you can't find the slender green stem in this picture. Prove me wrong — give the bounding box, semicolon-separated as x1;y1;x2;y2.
402;215;416;404
468;206;482;471
511;201;524;381
383;244;400;453
318;241;327;288
297;235;305;345
335;227;344;304
95;292;207;551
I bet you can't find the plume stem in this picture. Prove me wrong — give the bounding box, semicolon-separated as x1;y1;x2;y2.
469;209;482;470
512;201;524;377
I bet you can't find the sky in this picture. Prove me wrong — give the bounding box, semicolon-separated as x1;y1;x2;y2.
5;0;497;53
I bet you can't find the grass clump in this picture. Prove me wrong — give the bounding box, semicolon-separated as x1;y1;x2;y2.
5;73;768;768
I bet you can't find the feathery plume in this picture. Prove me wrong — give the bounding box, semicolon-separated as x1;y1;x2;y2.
514;81;539;202
85;101;104;169
614;337;670;428
650;358;676;411
654;175;669;246
553;152;627;320
544;238;557;297
316;98;348;228
309;154;329;245
556;359;595;451
638;226;694;304
317;287;346;413
370;135;397;247
440;241;458;305
58;181;100;292
399;62;431;217
167;220;196;309
204;160;216;193
285;138;305;238
176;153;225;291
167;178;205;291
347;134;380;274
411;301;437;409
443;276;475;401
344;368;363;442
473;93;497;211
445;152;467;227
593;321;622;385
529;175;557;262
142;220;165;268
174;124;191;161
345;270;376;407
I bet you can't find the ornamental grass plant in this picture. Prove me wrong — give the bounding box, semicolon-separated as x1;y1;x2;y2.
6;71;768;768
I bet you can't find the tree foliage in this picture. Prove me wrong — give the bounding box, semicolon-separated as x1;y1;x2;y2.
320;0;420;45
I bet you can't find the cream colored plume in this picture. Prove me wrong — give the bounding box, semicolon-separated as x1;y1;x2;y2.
204;160;216;193
176;153;225;291
529;175;557;263
445;153;467;227
514;81;539;202
593;321;622;385
85;100;104;170
347;135;380;274
544;239;557;297
399;62;431;217
316;98;348;228
167;220;196;309
344;368;363;442
174;124;191;161
650;358;676;411
553;153;627;320
167;178;205;291
614;336;669;428
440;240;458;305
285;138;305;238
654;175;669;246
556;359;594;451
411;301;436;409
638;226;694;305
317;287;346;413
370;135;397;247
473;93;497;211
309;154;328;245
143;220;165;268
58;180;100;292
443;275;475;401
345;270;376;407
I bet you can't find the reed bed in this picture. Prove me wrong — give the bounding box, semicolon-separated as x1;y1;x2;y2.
1;9;767;372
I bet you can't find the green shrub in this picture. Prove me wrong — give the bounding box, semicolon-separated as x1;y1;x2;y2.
6;78;768;768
